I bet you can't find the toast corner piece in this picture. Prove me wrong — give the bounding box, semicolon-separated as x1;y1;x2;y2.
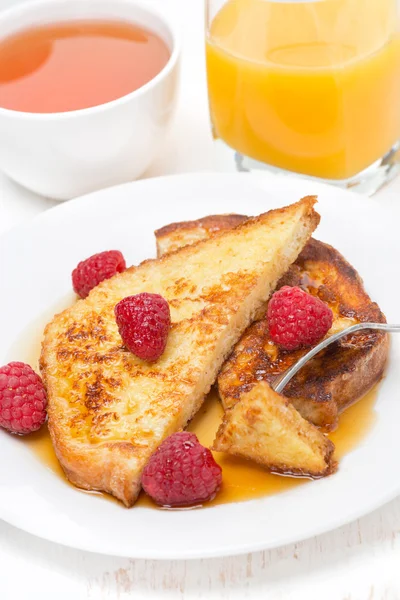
155;195;319;258
212;381;336;478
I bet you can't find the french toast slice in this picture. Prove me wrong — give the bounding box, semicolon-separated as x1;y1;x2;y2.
213;381;336;477
40;197;319;506
219;239;389;430
155;216;389;430
155;213;246;257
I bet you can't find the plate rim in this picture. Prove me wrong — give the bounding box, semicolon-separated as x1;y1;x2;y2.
0;488;397;560
0;170;382;241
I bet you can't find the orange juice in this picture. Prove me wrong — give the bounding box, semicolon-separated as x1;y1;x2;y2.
206;0;400;180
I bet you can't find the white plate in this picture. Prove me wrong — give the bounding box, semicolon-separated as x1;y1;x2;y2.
0;172;399;559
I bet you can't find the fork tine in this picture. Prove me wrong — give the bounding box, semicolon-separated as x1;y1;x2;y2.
273;323;398;394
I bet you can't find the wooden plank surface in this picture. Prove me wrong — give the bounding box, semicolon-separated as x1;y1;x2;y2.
0;0;399;598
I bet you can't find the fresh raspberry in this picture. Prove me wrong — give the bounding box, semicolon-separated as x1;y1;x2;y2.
0;362;47;434
114;293;171;362
267;286;333;350
142;432;222;507
72;250;126;298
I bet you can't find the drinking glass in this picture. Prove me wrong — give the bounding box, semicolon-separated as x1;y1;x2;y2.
205;0;400;195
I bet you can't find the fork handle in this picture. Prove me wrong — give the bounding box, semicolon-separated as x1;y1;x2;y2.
273;322;400;394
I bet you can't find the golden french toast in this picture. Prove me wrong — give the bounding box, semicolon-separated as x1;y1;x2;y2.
219;239;388;430
155;213;246;257
213;381;336;477
155;215;389;431
40;197;319;506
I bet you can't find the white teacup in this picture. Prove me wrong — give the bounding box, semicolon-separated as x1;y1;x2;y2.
0;0;180;200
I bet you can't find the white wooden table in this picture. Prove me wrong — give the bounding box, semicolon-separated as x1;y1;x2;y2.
1;0;400;598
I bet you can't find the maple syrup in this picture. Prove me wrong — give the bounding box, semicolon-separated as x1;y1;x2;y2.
6;307;378;508
6;294;75;368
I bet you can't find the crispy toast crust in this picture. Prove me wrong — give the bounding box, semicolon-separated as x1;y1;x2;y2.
155;214;248;258
155;217;389;431
41;198;319;506
156;214;246;239
213;381;336;478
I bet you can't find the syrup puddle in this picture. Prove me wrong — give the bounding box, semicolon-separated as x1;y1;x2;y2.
5;303;378;509
6;294;75;369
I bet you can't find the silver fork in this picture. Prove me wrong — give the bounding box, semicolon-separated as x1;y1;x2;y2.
273;323;400;394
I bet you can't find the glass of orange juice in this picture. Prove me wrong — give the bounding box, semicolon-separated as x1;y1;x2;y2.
206;0;400;194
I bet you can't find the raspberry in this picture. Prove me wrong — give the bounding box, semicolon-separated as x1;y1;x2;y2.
267;286;333;351
142;432;222;507
114;293;171;362
72;250;126;298
0;362;47;434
